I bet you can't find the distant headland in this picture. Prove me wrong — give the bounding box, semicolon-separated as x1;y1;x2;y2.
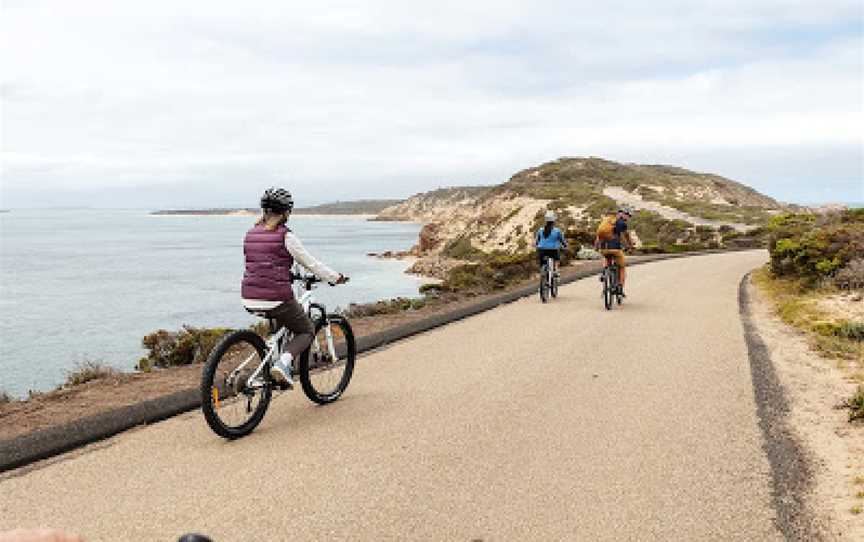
151;199;403;217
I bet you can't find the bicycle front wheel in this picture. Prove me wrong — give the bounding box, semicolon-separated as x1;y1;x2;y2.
551;269;559;298
299;315;356;404
201;330;272;439
539;265;550;303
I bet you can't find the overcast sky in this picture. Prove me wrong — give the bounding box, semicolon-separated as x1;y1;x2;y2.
1;0;862;208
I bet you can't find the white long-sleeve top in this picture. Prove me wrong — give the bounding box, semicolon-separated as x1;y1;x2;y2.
242;231;341;310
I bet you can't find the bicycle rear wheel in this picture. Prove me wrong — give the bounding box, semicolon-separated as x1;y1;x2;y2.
201;330;272;439
299;315;356;404
539;264;550;303
603;268;614;310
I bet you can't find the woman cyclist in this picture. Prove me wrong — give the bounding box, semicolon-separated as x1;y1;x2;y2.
535;210;567;276
241;187;348;388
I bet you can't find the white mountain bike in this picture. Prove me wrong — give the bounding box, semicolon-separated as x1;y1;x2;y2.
201;272;356;439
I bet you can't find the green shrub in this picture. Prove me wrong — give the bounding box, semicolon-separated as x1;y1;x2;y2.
419;282;444;296
835;259;864;290
768;211;864;284
65;361;122;387
722;227;768;249
441;236;485;261
843;386;864;422
632;210;690;249
835;321;864;342
634;244;666;254
0;390;12;404
442;252;537;294
138;326;232;370
343;297;427;318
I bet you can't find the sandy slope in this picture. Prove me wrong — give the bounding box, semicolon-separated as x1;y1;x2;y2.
604;186;755;232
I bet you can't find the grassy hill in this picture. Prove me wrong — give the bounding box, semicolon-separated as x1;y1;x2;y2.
375;157;789;280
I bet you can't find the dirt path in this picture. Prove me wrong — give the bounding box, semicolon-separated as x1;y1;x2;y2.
0;252;783;541
604;186;754;232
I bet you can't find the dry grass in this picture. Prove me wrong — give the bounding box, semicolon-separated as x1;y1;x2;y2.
844;386;864;422
753;266;864;428
64;361;125;388
752;267;863;361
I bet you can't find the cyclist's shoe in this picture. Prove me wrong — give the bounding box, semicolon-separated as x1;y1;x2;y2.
269;357;294;389
618;287;626;297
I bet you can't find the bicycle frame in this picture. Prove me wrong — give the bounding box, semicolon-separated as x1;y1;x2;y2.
227;275;338;391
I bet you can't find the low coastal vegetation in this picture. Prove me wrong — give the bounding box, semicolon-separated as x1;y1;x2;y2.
754;209;864;421
0;362;129;405
844;387;864;422
64;361;124;387
137;326;232;371
342;297;429;318
768;209;864;286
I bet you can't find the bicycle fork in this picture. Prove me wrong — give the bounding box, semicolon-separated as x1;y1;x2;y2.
322;319;337;360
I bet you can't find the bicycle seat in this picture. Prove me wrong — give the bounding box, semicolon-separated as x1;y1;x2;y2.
245;307;279;319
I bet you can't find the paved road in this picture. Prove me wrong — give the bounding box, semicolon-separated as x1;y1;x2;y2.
0;251;779;541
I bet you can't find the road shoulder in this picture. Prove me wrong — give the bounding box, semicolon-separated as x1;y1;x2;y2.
743;273;864;540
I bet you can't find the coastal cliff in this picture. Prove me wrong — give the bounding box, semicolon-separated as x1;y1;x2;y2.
377;157;791;278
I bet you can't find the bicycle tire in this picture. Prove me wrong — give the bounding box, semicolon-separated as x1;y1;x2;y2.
604;268;614;310
201;330;271;439
539;263;550;303
299;315;356;404
551;263;559;298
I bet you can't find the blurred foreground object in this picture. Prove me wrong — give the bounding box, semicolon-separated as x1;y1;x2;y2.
0;529;83;542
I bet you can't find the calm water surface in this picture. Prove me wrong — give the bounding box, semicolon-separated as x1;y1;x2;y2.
0;210;422;397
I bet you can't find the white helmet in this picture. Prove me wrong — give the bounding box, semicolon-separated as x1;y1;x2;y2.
544;210;557;222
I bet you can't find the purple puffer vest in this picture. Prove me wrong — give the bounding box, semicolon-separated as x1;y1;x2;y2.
241;224;295;301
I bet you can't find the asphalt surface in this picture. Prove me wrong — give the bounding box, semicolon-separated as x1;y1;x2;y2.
0;251;781;541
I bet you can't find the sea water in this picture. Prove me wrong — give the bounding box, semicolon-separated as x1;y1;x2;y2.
0;210;422;397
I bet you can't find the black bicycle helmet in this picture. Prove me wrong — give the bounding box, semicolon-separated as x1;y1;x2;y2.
260;187;294;213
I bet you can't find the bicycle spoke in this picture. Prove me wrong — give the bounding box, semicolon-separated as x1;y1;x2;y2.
209;340;267;429
308;321;349;396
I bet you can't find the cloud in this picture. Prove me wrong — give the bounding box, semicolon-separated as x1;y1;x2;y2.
1;0;862;207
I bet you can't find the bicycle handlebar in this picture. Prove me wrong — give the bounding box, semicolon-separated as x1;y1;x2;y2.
291;273;350;286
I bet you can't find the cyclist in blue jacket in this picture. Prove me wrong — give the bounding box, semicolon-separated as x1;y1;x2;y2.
536;210;567;277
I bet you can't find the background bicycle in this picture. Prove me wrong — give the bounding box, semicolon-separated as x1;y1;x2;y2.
601;256;623;310
539;255;559;303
